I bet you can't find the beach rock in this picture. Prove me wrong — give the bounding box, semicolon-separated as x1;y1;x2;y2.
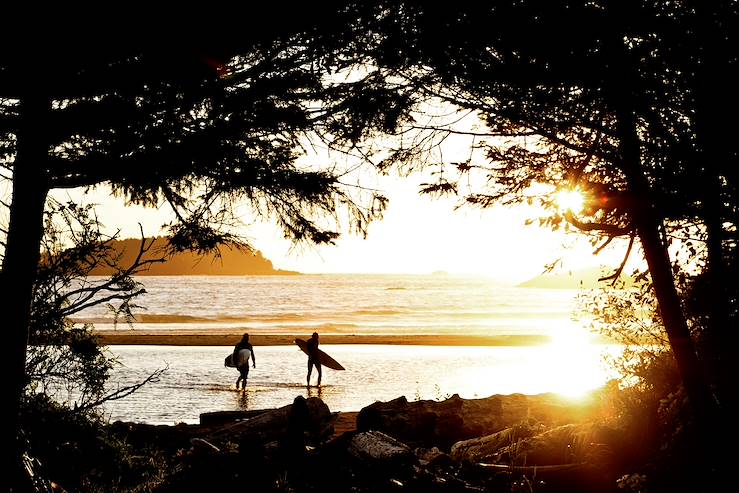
348;430;415;466
356;395;463;450
357;393;592;451
106;393;622;493
415;446;453;469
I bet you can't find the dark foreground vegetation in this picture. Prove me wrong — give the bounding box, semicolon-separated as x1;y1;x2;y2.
22;373;710;493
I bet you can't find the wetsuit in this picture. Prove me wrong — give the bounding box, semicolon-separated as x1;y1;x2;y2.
233;340;255;389
306;336;322;385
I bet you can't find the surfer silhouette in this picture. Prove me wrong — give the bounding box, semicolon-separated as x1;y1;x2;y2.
306;332;322;387
233;333;256;390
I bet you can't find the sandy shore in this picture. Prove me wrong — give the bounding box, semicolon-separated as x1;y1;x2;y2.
93;330;553;347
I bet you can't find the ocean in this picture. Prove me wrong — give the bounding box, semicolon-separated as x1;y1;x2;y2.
71;274;620;425
75;274;586;337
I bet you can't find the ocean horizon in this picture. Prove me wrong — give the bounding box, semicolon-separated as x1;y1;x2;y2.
75;274;588;338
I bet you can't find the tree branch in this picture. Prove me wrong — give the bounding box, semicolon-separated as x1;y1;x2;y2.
61;289;147;317
73;366;168;414
61;228;165;313
599;232;636;285
593;235;614;255
564;211;633;236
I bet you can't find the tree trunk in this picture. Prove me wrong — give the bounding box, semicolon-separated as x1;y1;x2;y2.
614;100;717;422
609;88;731;493
0;94;49;491
613;95;727;489
603;8;720;429
635;216;718;423
690;0;738;415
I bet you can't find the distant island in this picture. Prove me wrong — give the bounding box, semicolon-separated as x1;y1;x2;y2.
517;266;632;289
88;237;299;276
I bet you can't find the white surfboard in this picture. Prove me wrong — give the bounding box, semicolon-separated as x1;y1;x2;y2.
224;348;252;368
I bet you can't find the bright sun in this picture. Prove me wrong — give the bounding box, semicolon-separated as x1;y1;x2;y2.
555;189;585;214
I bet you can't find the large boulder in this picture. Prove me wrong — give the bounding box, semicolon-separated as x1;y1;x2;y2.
356;395;463;450
348;430;416;467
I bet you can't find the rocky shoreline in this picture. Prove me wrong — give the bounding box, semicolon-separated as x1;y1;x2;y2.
109;391;625;492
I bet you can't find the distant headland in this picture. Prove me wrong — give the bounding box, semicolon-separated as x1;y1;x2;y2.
88;237;299;276
517;266;633;289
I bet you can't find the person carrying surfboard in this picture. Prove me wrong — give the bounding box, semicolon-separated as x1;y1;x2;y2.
233;333;256;390
306;332;321;387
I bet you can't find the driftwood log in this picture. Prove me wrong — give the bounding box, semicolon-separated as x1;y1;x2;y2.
204;396;334;447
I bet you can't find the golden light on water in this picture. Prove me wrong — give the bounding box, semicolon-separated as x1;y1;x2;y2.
543;327;607;398
555;189;585;214
436;328;620;402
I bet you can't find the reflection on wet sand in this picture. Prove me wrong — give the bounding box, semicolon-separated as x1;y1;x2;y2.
103;344;621;424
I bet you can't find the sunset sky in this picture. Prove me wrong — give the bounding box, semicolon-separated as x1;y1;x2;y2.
39;103;637;285
61;172;628;285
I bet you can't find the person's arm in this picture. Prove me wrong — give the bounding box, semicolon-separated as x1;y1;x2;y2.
251;346;256;367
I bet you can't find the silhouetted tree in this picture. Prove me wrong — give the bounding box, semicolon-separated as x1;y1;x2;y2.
29;199;167;408
0;13;414;488
351;0;736;462
678;0;739;419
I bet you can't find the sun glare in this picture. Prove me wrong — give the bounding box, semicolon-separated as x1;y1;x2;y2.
555;189;585;214
438;325;619;401
544;328;606;398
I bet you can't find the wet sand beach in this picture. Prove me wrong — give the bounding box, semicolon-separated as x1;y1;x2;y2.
96;336;620;424
94;329;553;347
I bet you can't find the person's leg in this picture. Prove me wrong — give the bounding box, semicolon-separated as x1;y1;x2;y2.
240;367;246;389
242;366;249;389
316;363;322;386
307;360;313;386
